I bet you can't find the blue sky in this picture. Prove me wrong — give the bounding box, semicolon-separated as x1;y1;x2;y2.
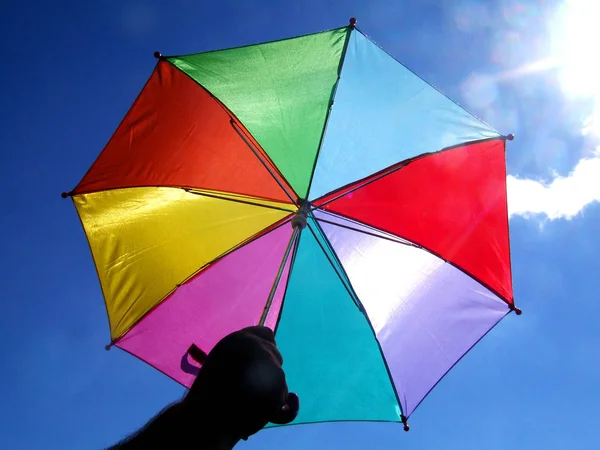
2;0;599;448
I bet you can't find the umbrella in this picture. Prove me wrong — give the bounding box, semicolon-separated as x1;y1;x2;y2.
62;18;520;431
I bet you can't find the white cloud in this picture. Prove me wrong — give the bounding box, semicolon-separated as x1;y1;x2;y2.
507;150;600;220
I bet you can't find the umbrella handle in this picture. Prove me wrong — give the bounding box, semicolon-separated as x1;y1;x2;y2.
180;344;206;375
187;343;208;364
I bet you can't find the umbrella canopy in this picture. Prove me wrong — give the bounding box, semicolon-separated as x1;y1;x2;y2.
63;19;520;430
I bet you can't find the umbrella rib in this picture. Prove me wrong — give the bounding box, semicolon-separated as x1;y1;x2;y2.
266;418;403;430
272;217;367;334
354;27;500;135
501;139;516;309
306;219;363;311
163;25;348;60
320;208;517;308
230;119;299;205
272;230;303;335
172;217;293;291
304;25;353;199
315;213;417;247
68;185;293;206
114;343;188;387
259;227;299;326
110;216;293;344
69;195;116;345
184;188;296;213
313;136;507;208
149;58;298;205
64;63;162;198
315;161;408;209
309;218;407;421
406;310;511;420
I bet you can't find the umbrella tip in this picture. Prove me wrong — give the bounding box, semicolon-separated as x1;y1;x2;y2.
349;17;357;28
105;343;112;351
505;133;515;141
401;415;410;431
61;191;71;199
154;51;162;59
509;303;522;315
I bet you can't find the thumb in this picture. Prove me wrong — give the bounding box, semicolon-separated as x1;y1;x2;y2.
269;392;300;425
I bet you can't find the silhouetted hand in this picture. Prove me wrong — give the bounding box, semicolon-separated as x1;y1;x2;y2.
185;326;299;440
109;326;298;449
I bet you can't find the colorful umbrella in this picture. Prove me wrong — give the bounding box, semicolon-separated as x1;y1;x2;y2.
63;19;520;430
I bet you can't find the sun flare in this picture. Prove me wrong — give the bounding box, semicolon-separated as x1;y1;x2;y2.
552;0;600;136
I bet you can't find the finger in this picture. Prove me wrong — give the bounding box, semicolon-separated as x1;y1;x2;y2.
242;326;284;365
269;393;300;425
243;325;275;343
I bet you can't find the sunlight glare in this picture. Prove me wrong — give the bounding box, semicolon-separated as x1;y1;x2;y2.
552;0;600;136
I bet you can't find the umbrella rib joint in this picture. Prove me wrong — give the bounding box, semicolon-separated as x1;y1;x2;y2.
229;119;299;205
